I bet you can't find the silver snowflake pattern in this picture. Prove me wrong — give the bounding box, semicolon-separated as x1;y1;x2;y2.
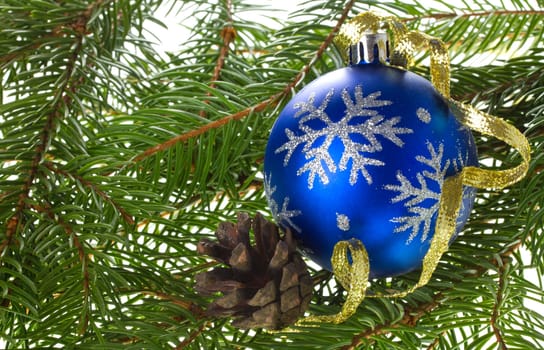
264;174;302;232
385;142;456;244
275;85;413;189
336;213;351;231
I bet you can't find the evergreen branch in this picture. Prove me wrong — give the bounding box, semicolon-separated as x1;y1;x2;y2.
132;0;358;163
491;261;509;350
43;162;135;226
2;38;83;255
341;293;442;349
453;64;543;102
109;290;208;347
31;202;90;335
398;7;544;63
426;331;446;350
343;233;529;349
403;9;544;22
132;97;274;162
341;322;397;350
200;0;236;118
141;290;205;318
175;321;211;350
0;0;111;68
1;0;113;256
0;42;42;68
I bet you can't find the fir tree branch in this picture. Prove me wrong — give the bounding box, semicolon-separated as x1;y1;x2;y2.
343;233;529;349
426;331;446;350
403;9;544;22
141;290;205;318
175;321;211;350
491;260;509;350
133;97;274;162
200;0;236;118
43;162;135;226
115;290;209;348
453;66;543;102
1;0;109;256
0;0;111;67
341;293;443;349
0;42;42;68
31;202;90;335
2;40;83;255
132;0;358;163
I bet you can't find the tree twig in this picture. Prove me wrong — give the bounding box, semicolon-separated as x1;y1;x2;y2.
31;202;91;335
1;0;112;255
342;234;528;349
200;0;236;118
132;0;358;163
491;260;509;350
175;321;211;350
403;9;544;22
43;161;134;226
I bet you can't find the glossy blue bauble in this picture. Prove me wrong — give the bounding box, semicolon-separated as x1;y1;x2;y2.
264;63;478;278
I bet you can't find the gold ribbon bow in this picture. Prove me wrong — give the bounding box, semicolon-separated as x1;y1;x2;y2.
298;11;531;326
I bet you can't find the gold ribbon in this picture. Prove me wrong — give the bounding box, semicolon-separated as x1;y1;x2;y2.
301;11;531;325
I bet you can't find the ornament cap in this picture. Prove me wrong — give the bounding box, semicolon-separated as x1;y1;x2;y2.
348;32;389;65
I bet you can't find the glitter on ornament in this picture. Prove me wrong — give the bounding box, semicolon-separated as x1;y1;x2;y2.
336;213;350;231
274;85;413;189
264;173;302;232
416;107;432;124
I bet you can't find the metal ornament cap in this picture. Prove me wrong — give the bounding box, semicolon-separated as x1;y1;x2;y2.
348;32;389;65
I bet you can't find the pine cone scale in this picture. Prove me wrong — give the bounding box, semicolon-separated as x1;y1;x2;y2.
229;243;252;273
195;212;312;330
247;280;277;307
280;286;301;313
268;240;289;274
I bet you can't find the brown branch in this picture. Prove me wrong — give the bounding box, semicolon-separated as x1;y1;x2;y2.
43;161;134;226
200;0;236;118
133;97;275;162
1;42;82;253
0;0;109;256
341;323;397;350
403;9;544;22
175;321;211;350
491;260;509;350
140;290;209;349
341;292;443;350
133;0;358;163
0;42;43;67
426;331;446;350
0;0;109;67
142;290;204;317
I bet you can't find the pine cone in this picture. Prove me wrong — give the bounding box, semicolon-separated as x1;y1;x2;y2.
195;212;313;330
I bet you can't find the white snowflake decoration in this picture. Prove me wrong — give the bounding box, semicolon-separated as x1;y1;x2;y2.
275;85;413;189
264;173;302;232
385;142;462;244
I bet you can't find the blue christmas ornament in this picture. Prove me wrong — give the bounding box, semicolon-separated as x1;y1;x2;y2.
264;33;478;278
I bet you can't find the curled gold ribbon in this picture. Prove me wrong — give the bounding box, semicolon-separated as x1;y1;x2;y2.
305;11;531;324
297;239;369;325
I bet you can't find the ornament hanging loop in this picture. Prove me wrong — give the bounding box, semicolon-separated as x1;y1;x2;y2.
334;11;451;98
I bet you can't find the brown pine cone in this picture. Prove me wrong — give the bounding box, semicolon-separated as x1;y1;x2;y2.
195;212;313;330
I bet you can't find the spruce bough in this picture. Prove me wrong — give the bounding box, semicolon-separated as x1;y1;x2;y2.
0;0;543;348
